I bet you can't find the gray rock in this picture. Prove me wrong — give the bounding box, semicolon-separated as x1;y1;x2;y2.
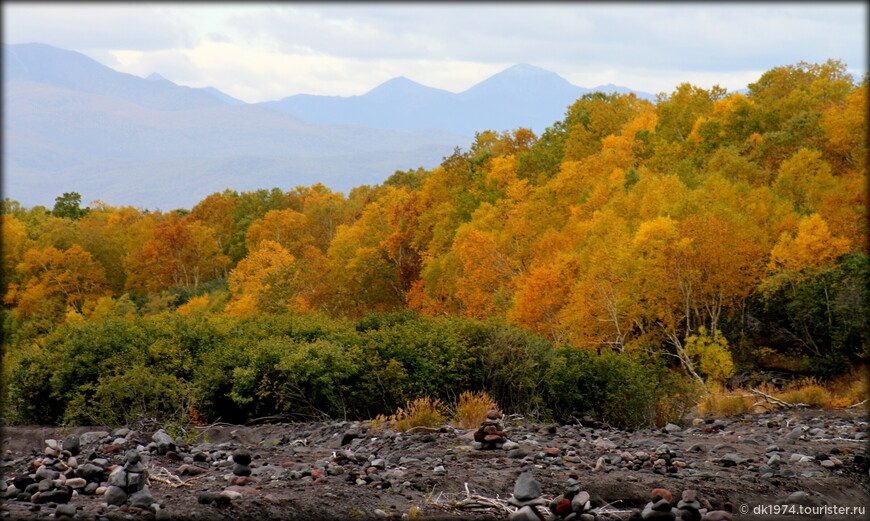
76;463;106;483
104;486;127;506
127;472;146;491
124;450;141;465
55;503;77;517
663;423;682;433
594;437;617;450
64;477;87;489
785;427;804;440
151;430;175;455
572;491;591;512
232;463;252;476
718;453;744;467
129;486;154;508
512;471;542;502
232;450;252;466
107;468;128;488
35;466;59;480
80;431;110;445
509;505;542;521
198;492;219;504
218;489;242;501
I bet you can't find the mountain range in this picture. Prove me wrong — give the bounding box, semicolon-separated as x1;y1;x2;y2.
3;42;655;210
261;64;654;136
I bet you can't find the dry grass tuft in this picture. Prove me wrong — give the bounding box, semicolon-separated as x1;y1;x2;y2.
453;391;499;429
394;397;447;432
779;377;833;408
369;397;448;433
696;384;758;417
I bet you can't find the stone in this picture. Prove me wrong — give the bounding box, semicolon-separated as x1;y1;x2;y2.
151;430;175;455
663;423;682;433
61;434;81;455
124;450;141;465
35;466;59;480
107;468;128;488
502;441;520;451
232;450;252;466
571;491;591;512
198;492;219;504
651;488;673;502
55;503;77;517
341;430;359;446
129;486;154;508
594;437;617;450
509;505;542;521
701;511;732;521
232;463;252;476
103;485;127;506
79;431;110;445
76;463;106;483
218;490;242;501
719;453;744;467
512;471;542;502
178;464;207;476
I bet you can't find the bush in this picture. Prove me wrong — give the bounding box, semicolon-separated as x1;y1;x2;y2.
778;378;833;408
392;397;448;432
64;366;193;427
453;391;498;429
545;347;695;429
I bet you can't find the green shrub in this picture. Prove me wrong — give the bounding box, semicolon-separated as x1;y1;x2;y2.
545;347;694;429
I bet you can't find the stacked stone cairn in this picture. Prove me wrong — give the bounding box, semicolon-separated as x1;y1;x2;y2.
547;474;598;520
473;408;511;450
507;471;548;521
628;488;732;521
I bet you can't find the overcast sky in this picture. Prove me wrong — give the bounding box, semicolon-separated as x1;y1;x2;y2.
4;2;866;103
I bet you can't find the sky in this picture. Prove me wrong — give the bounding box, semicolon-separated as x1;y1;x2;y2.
3;2;867;103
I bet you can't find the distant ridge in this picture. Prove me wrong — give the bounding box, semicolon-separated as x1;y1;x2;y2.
261;63;655;135
2;42;467;210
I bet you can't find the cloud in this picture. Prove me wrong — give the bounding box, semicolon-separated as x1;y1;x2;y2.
3;2;865;102
3;3;196;51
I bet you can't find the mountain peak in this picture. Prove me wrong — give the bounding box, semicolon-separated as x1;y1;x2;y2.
501;63;552;76
145;72;171;82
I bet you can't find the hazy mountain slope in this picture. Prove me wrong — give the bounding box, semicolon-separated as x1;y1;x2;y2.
261;63;655;135
4;43;229;111
2;43;468;209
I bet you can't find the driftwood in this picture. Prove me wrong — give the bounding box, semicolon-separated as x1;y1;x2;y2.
147;464;206;488
750;388;808;409
848;399;867;408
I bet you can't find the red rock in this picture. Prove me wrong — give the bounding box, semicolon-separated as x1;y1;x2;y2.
651;488;673;503
311;469;325;480
484;434;503;442
544;447;561;457
555;498;572;514
229;476;248;486
102;445;121;454
473;430;485;442
486;409;501;420
483;425;499;435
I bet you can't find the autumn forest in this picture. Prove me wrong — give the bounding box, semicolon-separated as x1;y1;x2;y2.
2;60;867;428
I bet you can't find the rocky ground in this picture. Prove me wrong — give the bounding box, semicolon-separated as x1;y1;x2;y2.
1;408;867;521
